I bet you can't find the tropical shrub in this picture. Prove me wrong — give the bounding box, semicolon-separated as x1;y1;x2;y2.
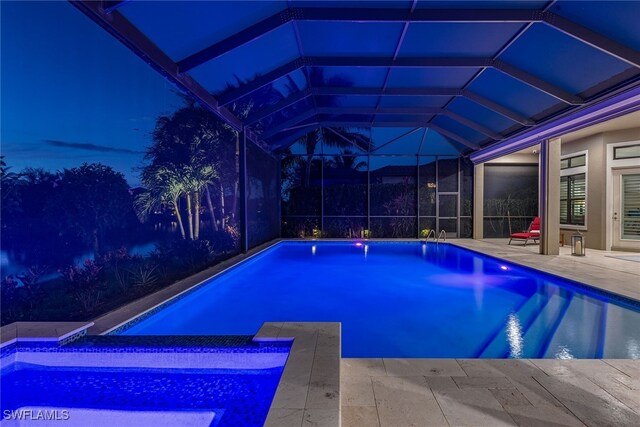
60;259;104;313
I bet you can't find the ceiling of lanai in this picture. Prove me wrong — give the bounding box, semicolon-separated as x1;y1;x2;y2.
73;1;640;155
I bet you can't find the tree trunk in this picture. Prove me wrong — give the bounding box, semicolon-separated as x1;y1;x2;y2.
305;155;312;188
173;197;186;239
205;185;218;232
194;191;201;240
186;193;194;240
219;184;226;229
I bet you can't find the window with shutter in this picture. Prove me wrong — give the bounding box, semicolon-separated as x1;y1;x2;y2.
622;174;640;240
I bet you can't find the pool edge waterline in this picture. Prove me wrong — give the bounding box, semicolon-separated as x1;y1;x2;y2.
94;239;640;341
95;240;640;360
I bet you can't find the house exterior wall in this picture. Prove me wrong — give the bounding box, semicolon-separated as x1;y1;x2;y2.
561;127;640;250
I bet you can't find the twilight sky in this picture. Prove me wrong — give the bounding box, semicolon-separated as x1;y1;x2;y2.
1;1;184;186
1;1;462;187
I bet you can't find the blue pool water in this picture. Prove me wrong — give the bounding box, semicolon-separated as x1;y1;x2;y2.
123;242;640;359
2;365;281;426
0;337;289;427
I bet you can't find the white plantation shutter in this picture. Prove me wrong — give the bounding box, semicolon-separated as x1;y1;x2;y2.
622;174;640;240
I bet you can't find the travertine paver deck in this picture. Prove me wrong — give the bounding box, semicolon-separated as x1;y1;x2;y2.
342;358;640;427
259;322;341;427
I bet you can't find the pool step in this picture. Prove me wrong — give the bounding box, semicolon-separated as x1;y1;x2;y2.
521;293;572;358
479;293;548;358
543;297;604;358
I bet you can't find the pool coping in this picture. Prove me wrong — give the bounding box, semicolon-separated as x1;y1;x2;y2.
257;322;341;427
0;322;94;348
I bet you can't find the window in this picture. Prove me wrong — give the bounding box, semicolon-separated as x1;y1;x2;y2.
614;144;640;160
560;174;586;226
560;154;586;169
560;152;587;227
622;174;640;240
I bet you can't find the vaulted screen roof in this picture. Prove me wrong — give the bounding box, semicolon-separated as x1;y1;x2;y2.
75;0;640;155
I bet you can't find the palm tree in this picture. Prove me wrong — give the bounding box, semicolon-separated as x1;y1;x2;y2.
136;164;188;239
328;149;368;171
278;69;371;186
138;106;221;240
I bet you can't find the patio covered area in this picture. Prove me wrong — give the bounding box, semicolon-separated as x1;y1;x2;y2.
73;0;640;253
2;1;640;427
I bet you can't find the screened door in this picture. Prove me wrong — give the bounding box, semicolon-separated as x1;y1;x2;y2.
612;168;640;250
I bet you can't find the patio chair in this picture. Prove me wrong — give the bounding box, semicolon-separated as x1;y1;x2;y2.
508;217;540;246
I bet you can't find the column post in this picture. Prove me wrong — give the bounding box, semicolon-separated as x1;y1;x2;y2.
539;137;561;255
473;163;484;240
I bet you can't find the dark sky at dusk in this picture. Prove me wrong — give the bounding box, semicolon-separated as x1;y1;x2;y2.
1;1;184;187
1;1;462;187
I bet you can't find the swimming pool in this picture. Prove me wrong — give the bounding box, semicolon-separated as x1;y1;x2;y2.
1;337;289;427
121;242;640;359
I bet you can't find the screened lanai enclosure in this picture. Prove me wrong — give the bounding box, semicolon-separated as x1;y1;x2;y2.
74;0;640;241
2;0;640;324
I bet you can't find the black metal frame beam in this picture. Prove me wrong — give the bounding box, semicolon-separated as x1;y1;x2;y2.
261;109;317;139
428;124;480;150
323;126;370;153
493;59;582;104
316;106;502;140
313;86;533;125
317;107;443;115
320;120;480;150
244;88;312;125
263;112;479;151
441;111;505;140
218;57;582;107
542;12;640;68
175;7;639;75
102;1;127;14
244;88;531;141
177;8;545;72
261;106;500;142
218;59;305;105
462;91;533;126
317;107;504;141
70;1;261;142
314;87;463;96
271;125;321;152
371;127;423;153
